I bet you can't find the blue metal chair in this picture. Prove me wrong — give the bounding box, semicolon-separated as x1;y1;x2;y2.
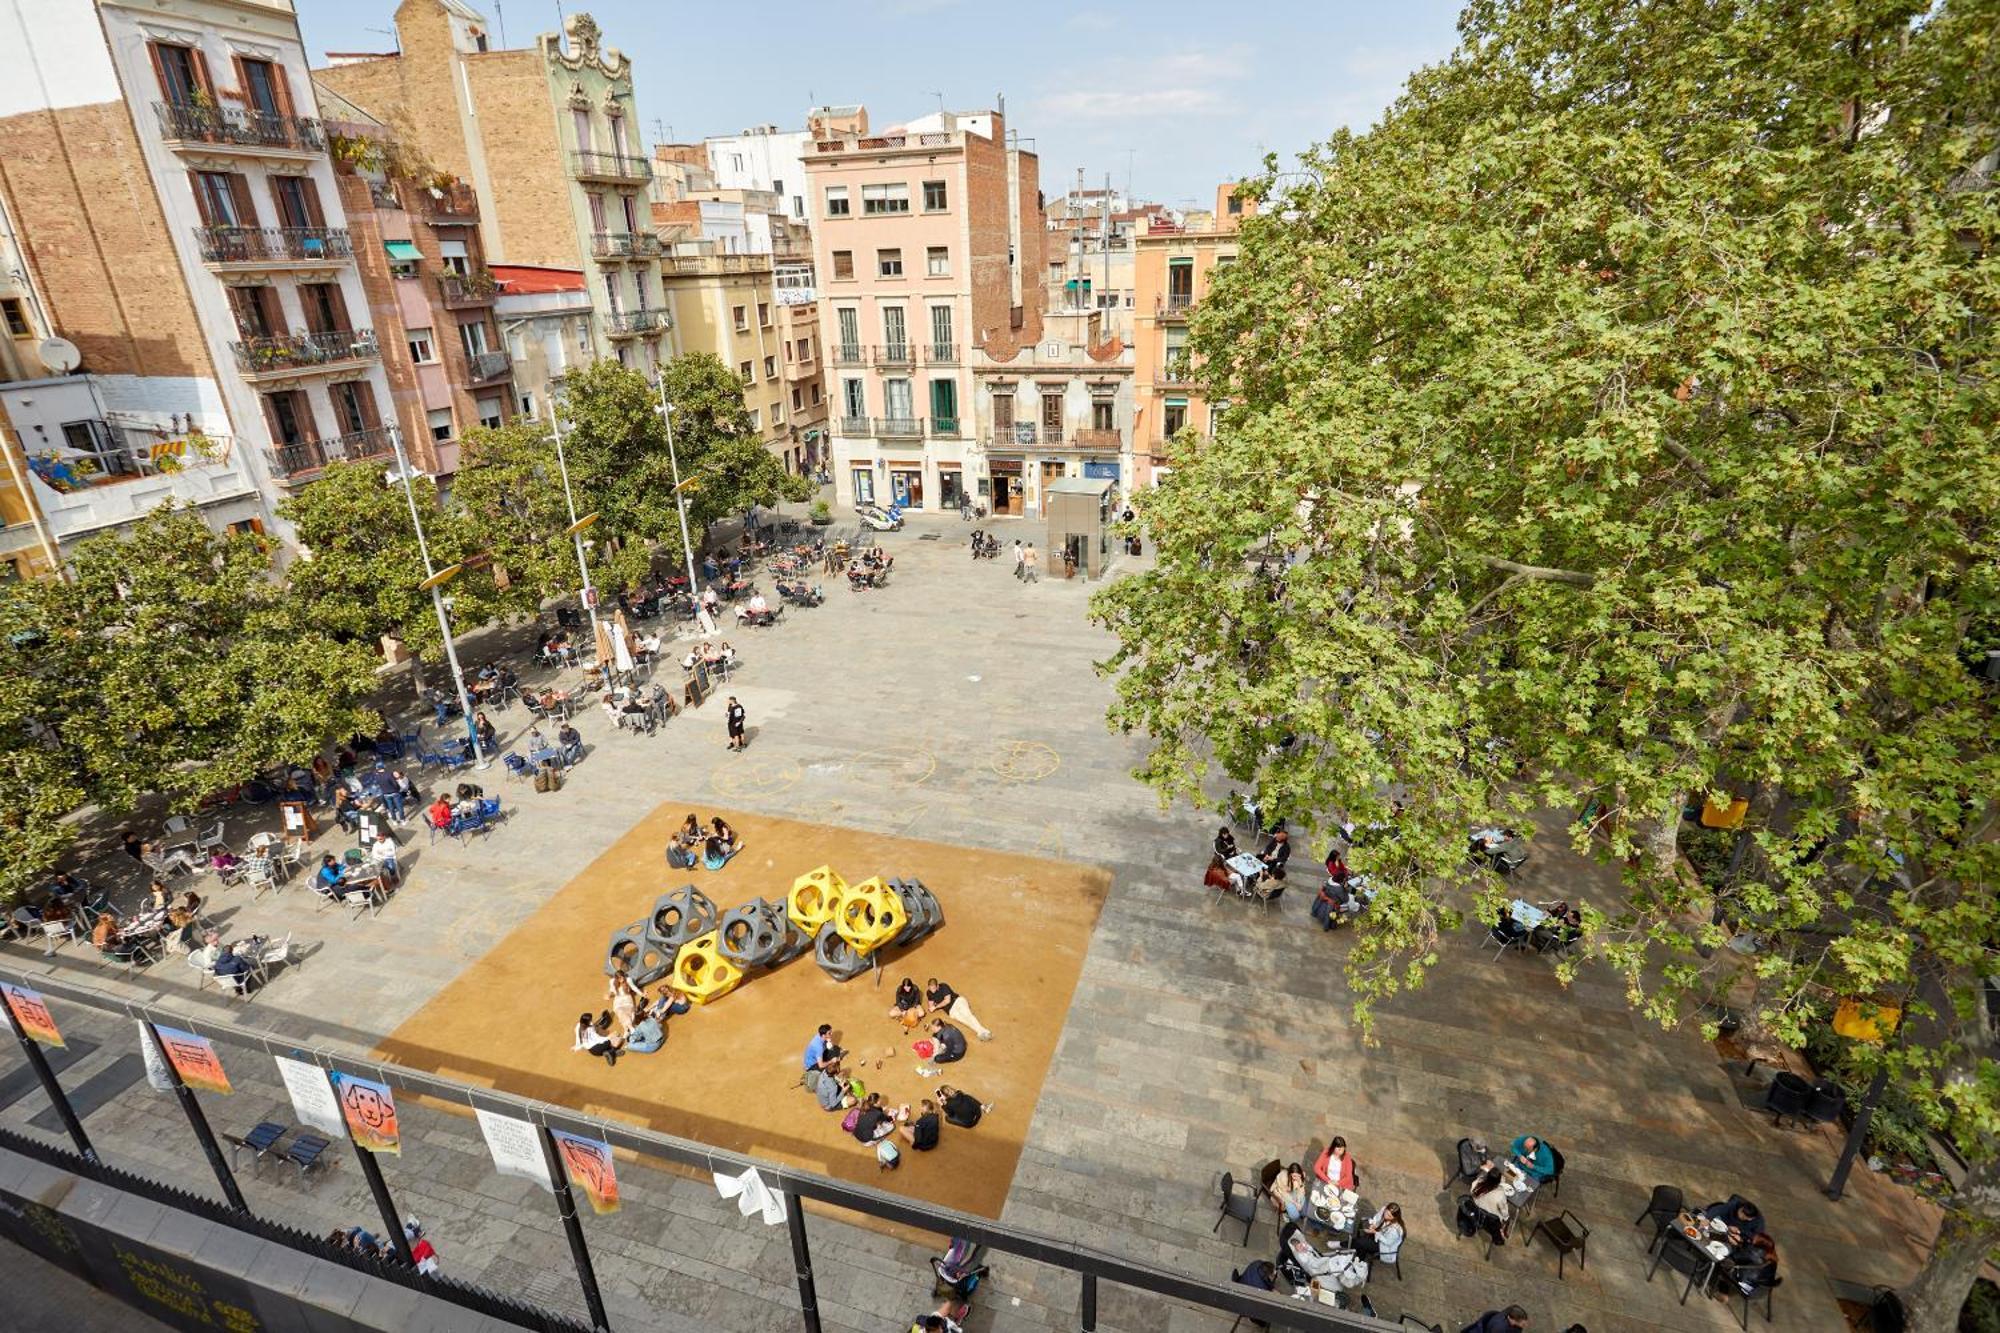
284;1132;332;1183
503;753;530;782
230;1120;286;1170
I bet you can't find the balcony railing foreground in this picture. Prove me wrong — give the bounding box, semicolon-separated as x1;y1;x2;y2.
156;101;324;154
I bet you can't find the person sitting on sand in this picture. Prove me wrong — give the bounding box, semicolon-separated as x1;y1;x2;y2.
888;977;925;1029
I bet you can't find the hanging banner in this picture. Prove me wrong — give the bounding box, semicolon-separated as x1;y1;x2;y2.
328;1071;401;1155
274;1056;346;1138
476;1109;554;1191
713;1165;786;1226
1;983;65;1048
138;1023;174;1093
550;1130;620;1215
153;1025;231;1095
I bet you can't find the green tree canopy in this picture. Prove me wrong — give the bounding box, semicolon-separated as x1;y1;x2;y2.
1093;0;1997;1323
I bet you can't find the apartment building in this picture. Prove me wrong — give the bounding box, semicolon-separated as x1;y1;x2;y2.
1131;183;1254;485
312;90;513;477
314;2;672;373
493;266;594;424
971;307;1134;516
803;104;1045;513
0;0;399;574
706;123;815;225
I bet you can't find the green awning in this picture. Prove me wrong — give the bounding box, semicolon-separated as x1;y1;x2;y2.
384;240;422;262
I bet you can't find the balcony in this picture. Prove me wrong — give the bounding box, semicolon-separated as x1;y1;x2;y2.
155;101;324;158
925;342;959;365
875;417;924;438
1074;428;1123;451
590;232;664;261
570;150;652;184
465;349;511;383
1157;292;1195;320
1159;359;1196;385
836;415;870;436
604;309;668;338
418;183;479;222
989;423;1069;448
266;426;395;481
658;254;769;277
930;417;962;439
832;344;868;368
231;329;380;379
438;270;499;308
874;343;913;368
195;226;352;269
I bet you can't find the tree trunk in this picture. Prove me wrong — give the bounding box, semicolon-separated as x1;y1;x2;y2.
1901;1155;2000;1333
408;649;427;698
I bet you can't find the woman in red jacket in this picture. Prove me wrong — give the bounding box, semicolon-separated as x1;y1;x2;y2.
1314;1135;1357;1191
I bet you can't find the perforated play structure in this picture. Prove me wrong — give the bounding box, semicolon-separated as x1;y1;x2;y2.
604;865;944;1004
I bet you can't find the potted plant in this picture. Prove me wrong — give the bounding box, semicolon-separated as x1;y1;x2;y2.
810;499;833;526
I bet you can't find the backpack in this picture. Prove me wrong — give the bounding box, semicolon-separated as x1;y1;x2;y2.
1455;1195;1480;1238
1327;1253;1368;1290
875;1140;900;1168
840;1107;862;1133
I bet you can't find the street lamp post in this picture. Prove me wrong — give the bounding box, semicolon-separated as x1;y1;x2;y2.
655;375;715;634
387;427;488;769
544;397;599;629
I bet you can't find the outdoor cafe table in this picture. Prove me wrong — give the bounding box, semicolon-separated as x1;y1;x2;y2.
528;746;564;769
1308;1183;1360;1240
1225;853;1266;888
1507;898;1549;930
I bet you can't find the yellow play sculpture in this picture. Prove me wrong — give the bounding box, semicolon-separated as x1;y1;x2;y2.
787;865;848;934
672;930;745;1004
834;876;907;957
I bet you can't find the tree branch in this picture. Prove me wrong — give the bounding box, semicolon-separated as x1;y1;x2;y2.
1660;435;1720;495
1476;555;1597;587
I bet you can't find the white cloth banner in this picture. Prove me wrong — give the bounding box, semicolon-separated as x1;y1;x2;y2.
273;1055;346;1138
476;1109;554;1191
712;1165;785;1226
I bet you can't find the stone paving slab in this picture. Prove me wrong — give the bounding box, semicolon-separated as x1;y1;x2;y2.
0;507;1934;1333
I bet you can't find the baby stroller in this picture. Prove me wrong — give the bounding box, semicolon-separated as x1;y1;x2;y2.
932;1237;988;1300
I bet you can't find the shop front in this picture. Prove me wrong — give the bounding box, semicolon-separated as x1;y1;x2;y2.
887;461;925;509
986;458;1024;516
938;464;964;512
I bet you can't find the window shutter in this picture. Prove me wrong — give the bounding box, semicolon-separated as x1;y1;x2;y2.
225;173;257;228
298;176;326;228
148;42;175;102
354;380;383;431
230;54;248;107
269;61;296;117
323;282;351;332
186;170;215;226
189;46;214;98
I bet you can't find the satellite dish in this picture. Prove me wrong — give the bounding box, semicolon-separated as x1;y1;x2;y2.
37;338;81;374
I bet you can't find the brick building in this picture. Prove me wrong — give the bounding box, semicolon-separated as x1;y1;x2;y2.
0;0;399;573
314;2;672;375
802;104;1046;514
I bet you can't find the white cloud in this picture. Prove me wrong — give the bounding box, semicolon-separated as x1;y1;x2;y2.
1039;87;1226;120
1031;43;1251;123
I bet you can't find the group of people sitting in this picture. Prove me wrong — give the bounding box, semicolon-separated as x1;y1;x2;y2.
1241;1136;1404;1307
680;640;738;675
1456;1134;1560;1246
525;721;586;768
1702;1194;1779;1296
599;683;677;736
1202;824;1293;899
573;968;700;1065
801;1019;993;1170
1492;898;1584;953
847;548;893;588
425;785;500;836
667;813;741;870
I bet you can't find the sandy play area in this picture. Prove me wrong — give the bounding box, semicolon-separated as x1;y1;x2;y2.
376;803;1110;1218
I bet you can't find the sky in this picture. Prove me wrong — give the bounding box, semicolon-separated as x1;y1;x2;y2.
296;0;1467;208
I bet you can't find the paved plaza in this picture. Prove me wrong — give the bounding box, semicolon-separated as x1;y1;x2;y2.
0;508;1938;1332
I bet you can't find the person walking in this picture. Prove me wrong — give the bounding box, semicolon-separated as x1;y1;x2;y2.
726;696;747;751
1011;540;1025;579
1022;543;1040;583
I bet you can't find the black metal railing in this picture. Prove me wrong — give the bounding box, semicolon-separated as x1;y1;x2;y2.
931;416;962;438
195;226;352;265
438;271;499;306
1159;291;1195;316
0;1128;593;1333
466;349;512;382
569;150;651;182
419;182;479;220
231;329;379;375
874;343;913;366
875;416;923;437
155;101;325;153
266;426;395;478
604;309;667;336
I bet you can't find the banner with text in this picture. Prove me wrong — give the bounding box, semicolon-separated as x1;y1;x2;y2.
1;983;65;1048
476;1109;554;1191
274;1056;347;1138
550;1130;620;1215
152;1025;231;1095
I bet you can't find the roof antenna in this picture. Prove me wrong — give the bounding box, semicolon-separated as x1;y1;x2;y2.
493;2;506;48
365;26;400;54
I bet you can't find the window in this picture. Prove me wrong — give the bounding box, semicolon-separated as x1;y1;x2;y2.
797;336;812;361
877;248;903;278
572;108;593;152
831;250;854;280
239;58;285;117
757;302;770;327
298;281;349;334
792;387;803;411
811;383;822;405
922;180;947;211
476;396;503;429
329;380;378;435
519;392;535;415
408;328;435;363
460;321;489;356
1163;398;1188;437
928;305;952;356
1092;399;1115;431
764;355;777;379
192;171;252;228
862;183;910;215
270;175;323;230
150;42;204;106
621;193;639;233
824;186;850;218
227;285;279;339
772;177;784;197
1;299;28;338
770;400;783;424
747;408;760;430
427;407;453;442
438;239;469;276
792;195;805;219
586;192;607;234
732;304;748;331
739;360;754;384
1226;194;1243;215
842;378;865;418
606;112;625;155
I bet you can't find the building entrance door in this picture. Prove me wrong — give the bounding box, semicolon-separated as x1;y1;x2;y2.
989;463;1021;515
1038;459;1066;515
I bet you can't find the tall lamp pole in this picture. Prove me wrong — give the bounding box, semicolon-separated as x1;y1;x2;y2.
387;427;488;769
655;375;714;634
544;397;600;628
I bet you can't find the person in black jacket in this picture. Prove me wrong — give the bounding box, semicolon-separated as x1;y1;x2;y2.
937;1085;989;1127
901;1099;942;1150
1463;1306;1529;1333
888;977;925;1028
927;1017;967;1063
1259;829;1292;881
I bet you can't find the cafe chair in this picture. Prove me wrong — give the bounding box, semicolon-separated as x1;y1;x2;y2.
1646;1229;1716;1304
503;753;531;783
1634;1184;1684;1247
194;820;230;859
1444;1137;1485;1190
1724;1266;1781;1329
40;918;77;954
1530;1208;1590;1279
1805;1080;1846;1135
1213;1171;1259;1245
1225;1265;1272;1332
1762;1071;1815;1128
1545;1143;1566;1198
